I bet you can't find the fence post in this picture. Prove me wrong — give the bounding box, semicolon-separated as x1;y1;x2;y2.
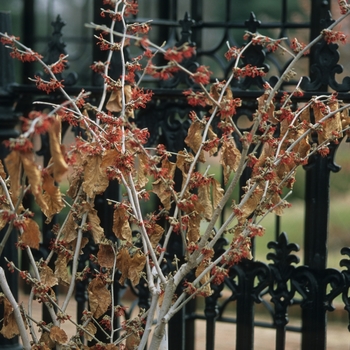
0;11;21;350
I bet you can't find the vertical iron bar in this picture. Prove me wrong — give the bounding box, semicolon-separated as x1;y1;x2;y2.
235;168;254;350
302;154;333;350
276;326;286;350
301;2;331;350
0;11;21;350
204;296;217;350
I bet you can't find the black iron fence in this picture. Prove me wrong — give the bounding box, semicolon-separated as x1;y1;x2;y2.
1;0;350;349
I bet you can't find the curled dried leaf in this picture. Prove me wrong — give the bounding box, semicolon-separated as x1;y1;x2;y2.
88;206;105;244
0;159;6;179
82;154;109;199
97;244;115;269
48;118;68;182
126;332;141;350
116;247;130;285
88;277;111;319
84;322;97;342
39;331;55;349
212;178;224;210
112;207;132;243
54;253;71;286
187;213;201;244
198;183;212;221
61;212;78;243
240;185;264;222
40;264;58;288
50;326;68;345
21;218;40;250
149;223;164;248
128;251;146;286
257;92;276;123
20;152;48;212
137;152;149;188
0;295;20;339
42;172;65;223
185;120;205;162
116;248;146;286
4;151;21;201
106;85;133;118
151;158;176;210
220;138;241;184
195;261;212;297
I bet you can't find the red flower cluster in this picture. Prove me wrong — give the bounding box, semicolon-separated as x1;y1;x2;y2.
233;64;266;78
339;0;350;14
164;44;195;63
290;38;309;55
46;54;68;74
10;48;43;62
191;65;212;85
218;97;242;119
225;46;242;61
321;29;347;44
183;89;208;107
33;75;64;94
245;33;282;52
127;22;150;35
130;87;153;109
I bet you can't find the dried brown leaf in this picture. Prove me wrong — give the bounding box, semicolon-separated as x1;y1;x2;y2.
220;138;241;184
322;99;343;142
176;150;194;176
254;142;275;171
61;212;78;243
20;152;48;212
106;85;133;118
0;159;6;179
82;154;109;199
137;152;149;188
97;244;115;269
0;295;20;339
257;93;276;123
116;247;130;286
149;223;164;248
88;277;111;319
151;158;176;210
116;248;146;286
185;121;205;162
54;253;71;286
39;331;55;349
4;151;21;200
42;172;65;223
212;178;224;210
152;179;172;210
40;264;58;288
240;185;264;222
195;261;212;297
88;207;105;244
187;213;201;243
21;218;40;250
48;118;69;183
112;207;132;243
50;326;68;345
198;183;212;221
128;251;146;286
66;171;82;199
126;332;141;350
84;322;97;342
207;126;218;156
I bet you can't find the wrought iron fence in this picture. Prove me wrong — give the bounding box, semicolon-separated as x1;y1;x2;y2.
1;0;350;349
